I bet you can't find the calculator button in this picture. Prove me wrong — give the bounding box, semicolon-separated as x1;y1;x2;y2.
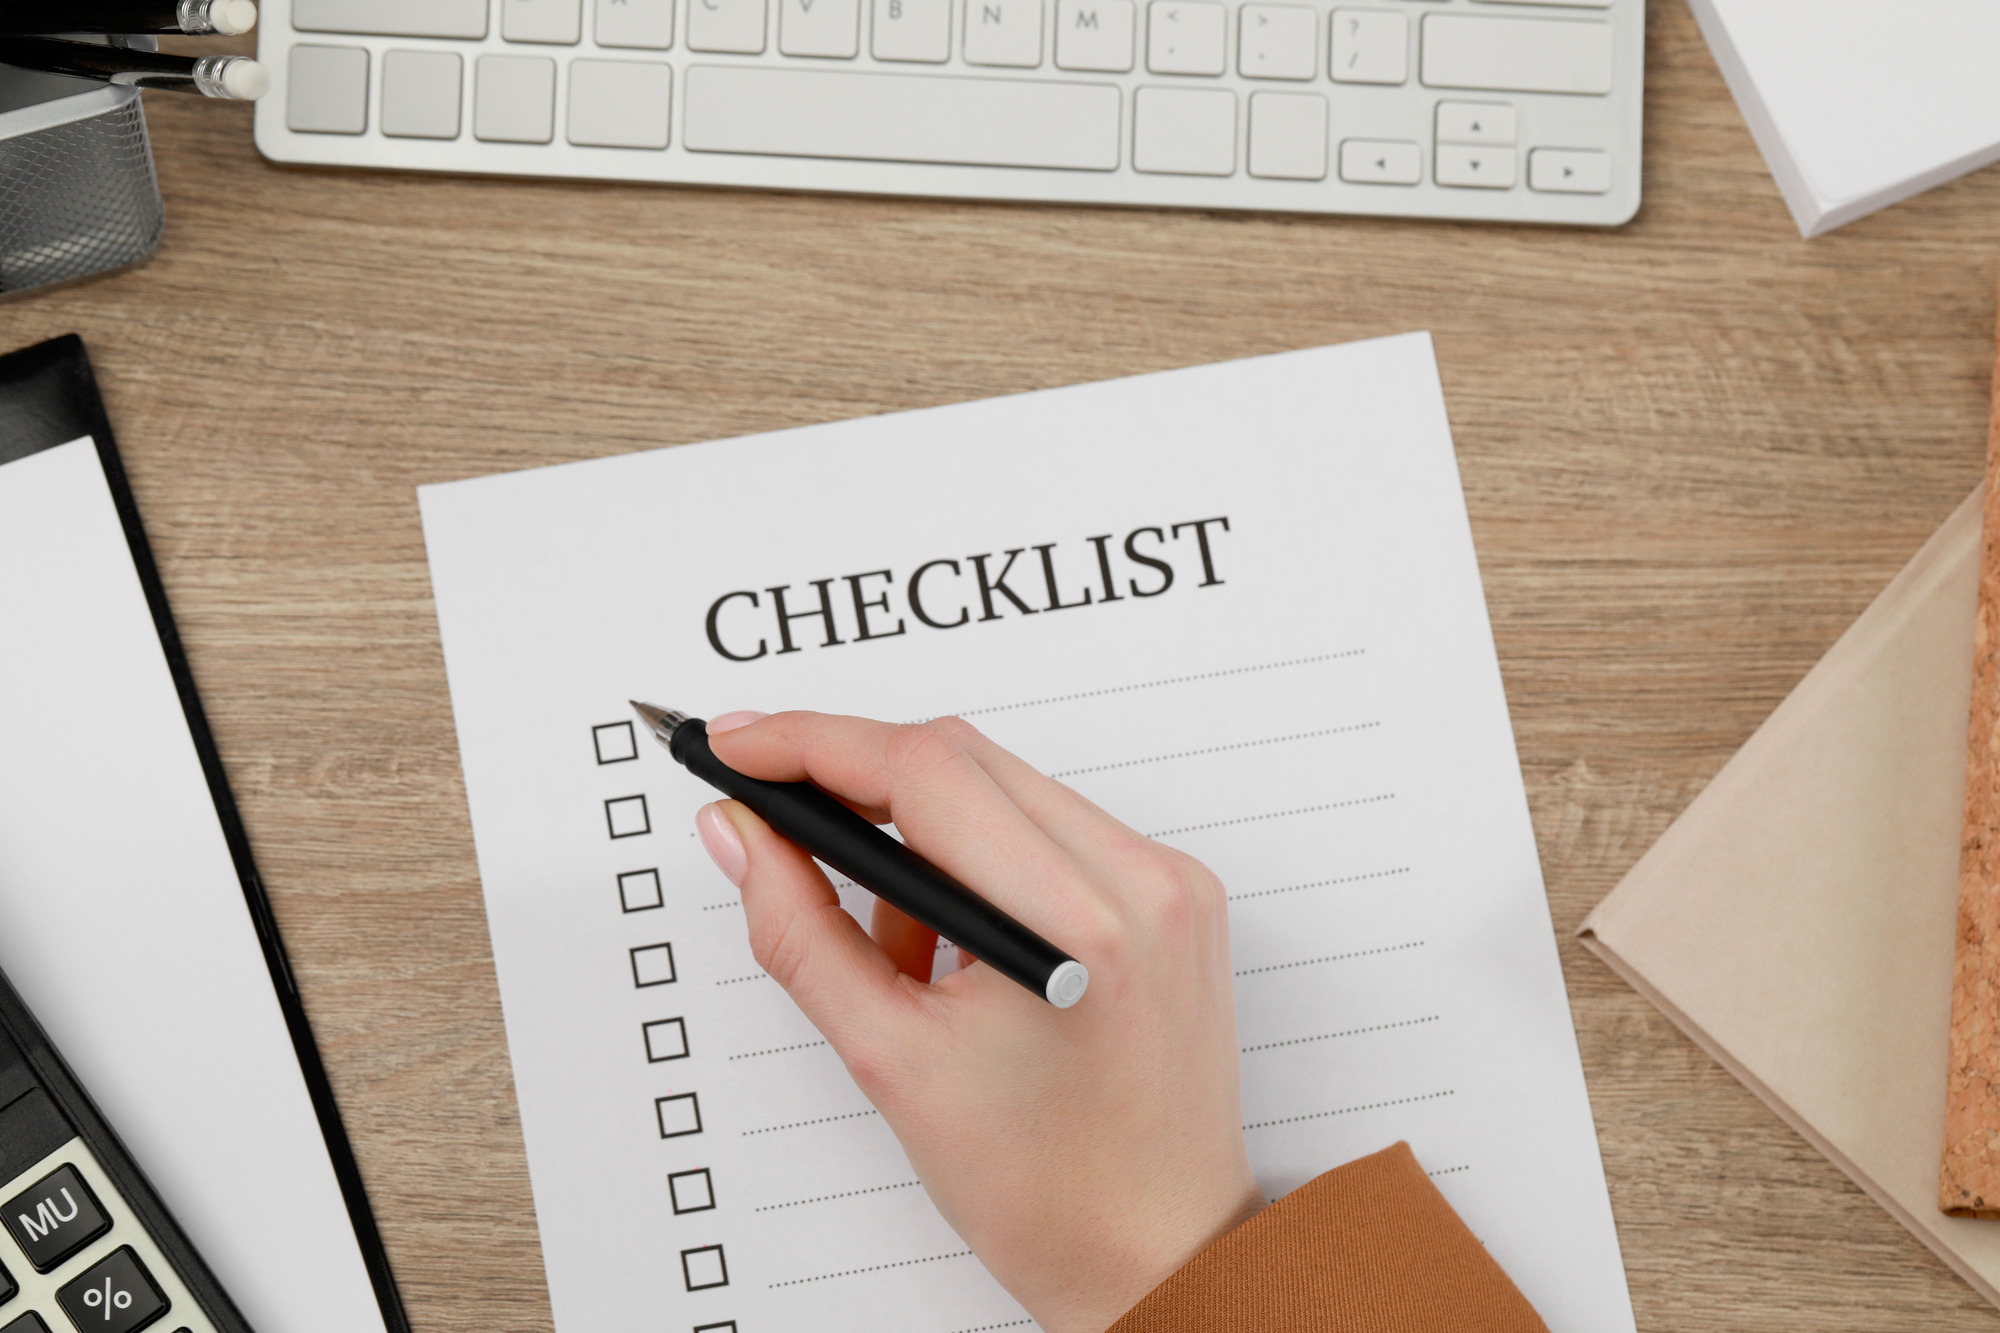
1;1313;50;1333
3;1166;110;1273
56;1250;167;1333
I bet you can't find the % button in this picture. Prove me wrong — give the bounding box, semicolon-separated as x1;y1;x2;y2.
57;1247;170;1333
87;1278;133;1317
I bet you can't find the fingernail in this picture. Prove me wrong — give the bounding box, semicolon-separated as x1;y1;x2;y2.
707;710;769;735
696;803;749;887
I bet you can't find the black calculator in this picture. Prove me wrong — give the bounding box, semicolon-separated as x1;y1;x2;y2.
0;966;251;1333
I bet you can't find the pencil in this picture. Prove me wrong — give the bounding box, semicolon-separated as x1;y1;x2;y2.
0;36;267;96
0;0;256;35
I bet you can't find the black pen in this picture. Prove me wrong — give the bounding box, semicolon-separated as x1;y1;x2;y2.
0;36;267;96
632;702;1090;1009
0;0;257;34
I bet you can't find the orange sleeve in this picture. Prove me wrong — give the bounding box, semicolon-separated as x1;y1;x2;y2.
1106;1143;1549;1333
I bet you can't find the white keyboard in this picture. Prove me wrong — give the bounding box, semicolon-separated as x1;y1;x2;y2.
254;0;1642;224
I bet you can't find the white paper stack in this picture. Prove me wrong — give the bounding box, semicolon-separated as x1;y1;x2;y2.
1688;0;2000;237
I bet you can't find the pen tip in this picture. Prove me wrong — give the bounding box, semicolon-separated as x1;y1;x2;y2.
630;701;689;744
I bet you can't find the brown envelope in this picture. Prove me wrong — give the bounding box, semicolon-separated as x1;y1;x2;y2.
1579;489;2000;1306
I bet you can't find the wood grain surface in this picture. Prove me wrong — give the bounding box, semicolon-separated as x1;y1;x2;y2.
5;3;1998;1328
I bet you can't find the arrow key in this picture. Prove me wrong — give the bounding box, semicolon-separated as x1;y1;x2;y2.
1337;137;1419;184
1528;147;1609;193
1436;142;1515;188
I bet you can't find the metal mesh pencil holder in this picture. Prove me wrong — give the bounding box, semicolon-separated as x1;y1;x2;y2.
0;70;164;299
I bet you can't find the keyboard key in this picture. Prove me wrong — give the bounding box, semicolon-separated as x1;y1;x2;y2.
963;0;1041;66
569;59;670;145
597;0;673;48
1329;8;1404;84
1;1313;51;1333
1338;137;1418;184
781;0;859;55
4;1165;111;1274
1247;90;1324;179
687;0;766;51
292;0;486;36
0;1256;14;1306
1055;0;1132;72
1475;0;1607;6
1528;146;1608;193
873;0;949;61
381;50;462;138
286;44;368;133
55;1248;167;1333
474;54;555;141
1146;1;1224;76
1435;142;1514;187
503;0;579;41
1238;4;1311;80
1132;85;1233;175
1435;99;1513;145
1420;14;1611;95
684;65;1119;168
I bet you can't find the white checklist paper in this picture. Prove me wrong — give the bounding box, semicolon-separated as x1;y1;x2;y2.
419;334;1635;1333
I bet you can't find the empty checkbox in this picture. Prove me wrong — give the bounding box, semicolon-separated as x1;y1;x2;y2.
681;1244;728;1291
594;720;639;764
656;1092;702;1138
644;1018;689;1062
631;942;676;987
606;795;651;839
668;1167;715;1214
619;868;664;913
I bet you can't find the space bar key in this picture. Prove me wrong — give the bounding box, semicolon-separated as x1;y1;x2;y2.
683;65;1122;172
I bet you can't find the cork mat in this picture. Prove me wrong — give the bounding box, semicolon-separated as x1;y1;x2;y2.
1943;283;2000;1218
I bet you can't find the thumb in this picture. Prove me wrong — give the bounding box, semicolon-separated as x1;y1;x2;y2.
699;800;925;1058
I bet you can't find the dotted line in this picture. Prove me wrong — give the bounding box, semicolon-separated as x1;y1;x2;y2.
1235;940;1424;978
743;1108;881;1137
1228;866;1410;903
715;972;770;986
1428;1165;1471;1177
729;1039;830;1061
1050;723;1379;780
769;1249;974;1288
925;650;1364;722
1149;793;1393;840
1244;1089;1454;1133
1241;1014;1439;1054
702;901;743;912
949;1322;1035;1333
755;1179;922;1213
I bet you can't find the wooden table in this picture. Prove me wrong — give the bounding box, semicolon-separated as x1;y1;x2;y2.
5;4;1997;1327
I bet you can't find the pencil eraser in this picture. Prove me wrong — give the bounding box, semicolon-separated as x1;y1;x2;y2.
214;0;259;34
1046;961;1088;1008
221;56;270;99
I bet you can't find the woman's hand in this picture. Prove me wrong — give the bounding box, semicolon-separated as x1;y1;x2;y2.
694;709;1264;1333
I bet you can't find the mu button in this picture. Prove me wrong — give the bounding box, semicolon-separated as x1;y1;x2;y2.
3;1165;111;1273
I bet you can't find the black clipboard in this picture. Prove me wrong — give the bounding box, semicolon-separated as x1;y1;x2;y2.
0;333;412;1333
